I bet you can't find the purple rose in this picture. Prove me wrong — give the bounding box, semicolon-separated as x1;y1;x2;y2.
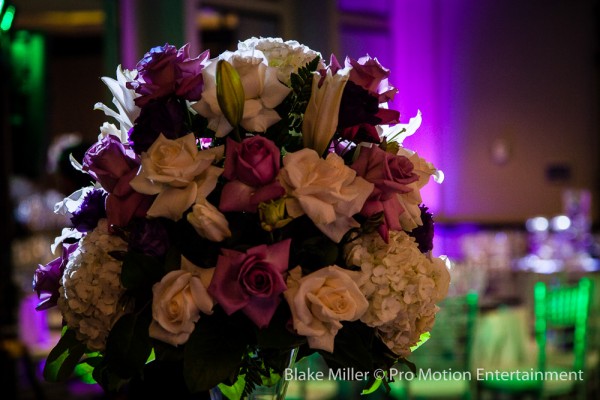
70;188;108;232
128;43;210;107
83;135;153;228
128;218;170;257
83;135;138;192
408;205;435;253
32;242;78;310
128;98;186;154
351;146;419;240
219;136;285;213
208;239;290;328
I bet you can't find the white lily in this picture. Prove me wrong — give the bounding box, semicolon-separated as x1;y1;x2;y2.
94;66;140;143
302;68;350;156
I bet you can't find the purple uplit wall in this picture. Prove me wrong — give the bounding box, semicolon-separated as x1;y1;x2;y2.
340;0;598;256
386;0;598;225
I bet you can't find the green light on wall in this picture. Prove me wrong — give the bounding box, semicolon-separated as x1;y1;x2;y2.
0;4;15;31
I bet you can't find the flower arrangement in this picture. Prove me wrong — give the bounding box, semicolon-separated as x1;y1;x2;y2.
33;37;449;398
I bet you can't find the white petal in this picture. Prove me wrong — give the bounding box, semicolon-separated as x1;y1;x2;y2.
261;67;291;108
147;185;198;220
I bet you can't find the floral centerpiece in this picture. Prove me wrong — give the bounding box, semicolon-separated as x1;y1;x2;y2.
33;37;449;399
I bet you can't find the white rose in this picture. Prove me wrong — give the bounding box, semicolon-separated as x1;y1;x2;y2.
302;68;350;156
149;265;215;347
278;148;373;242
187;198;231;242
130;133;223;220
284;266;368;353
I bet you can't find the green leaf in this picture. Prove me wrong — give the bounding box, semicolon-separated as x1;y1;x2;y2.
218;374;247;400
256;304;305;351
319;321;375;373
410;331;431;352
92;361;129;393
120;251;164;294
74;360;97;384
43;327;86;382
104;310;153;379
183;311;249;393
361;378;383;395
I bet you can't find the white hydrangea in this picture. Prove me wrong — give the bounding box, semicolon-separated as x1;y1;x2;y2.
237;37;324;84
344;230;450;357
58;219;131;351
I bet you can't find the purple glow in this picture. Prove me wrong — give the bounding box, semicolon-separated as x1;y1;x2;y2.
390;0;443;217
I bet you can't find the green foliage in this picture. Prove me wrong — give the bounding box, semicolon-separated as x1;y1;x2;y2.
92;309;153;392
104;310;153;378
265;55;321;152
43;327;86;382
183;310;249;393
120;251;165;300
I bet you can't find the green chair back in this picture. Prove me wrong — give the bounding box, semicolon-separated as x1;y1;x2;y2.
534;277;593;374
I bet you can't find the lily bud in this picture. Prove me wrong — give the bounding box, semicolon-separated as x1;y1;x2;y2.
258;198;293;232
216;60;245;129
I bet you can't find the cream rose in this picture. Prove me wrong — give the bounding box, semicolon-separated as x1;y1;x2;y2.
130;133;223;220
284;266;368;353
187;198;231;242
149;260;215;346
278;148;374;242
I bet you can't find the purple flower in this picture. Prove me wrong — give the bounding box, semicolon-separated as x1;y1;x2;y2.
408;205;435;253
83;135;138;192
351;146;419;242
128;218;170;257
32;242;78;310
128;43;210;107
83;135;153;229
70;189;108;232
337;82;399;144
219;136;285;213
128;98;186;154
208;240;290;328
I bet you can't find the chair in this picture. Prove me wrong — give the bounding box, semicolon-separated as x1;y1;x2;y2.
477;277;593;399
389;292;479;399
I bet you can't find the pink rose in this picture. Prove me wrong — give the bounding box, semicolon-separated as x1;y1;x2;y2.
346;55;397;102
351;146;419;241
219;136;285;212
208;239;290;328
83;135;152;228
